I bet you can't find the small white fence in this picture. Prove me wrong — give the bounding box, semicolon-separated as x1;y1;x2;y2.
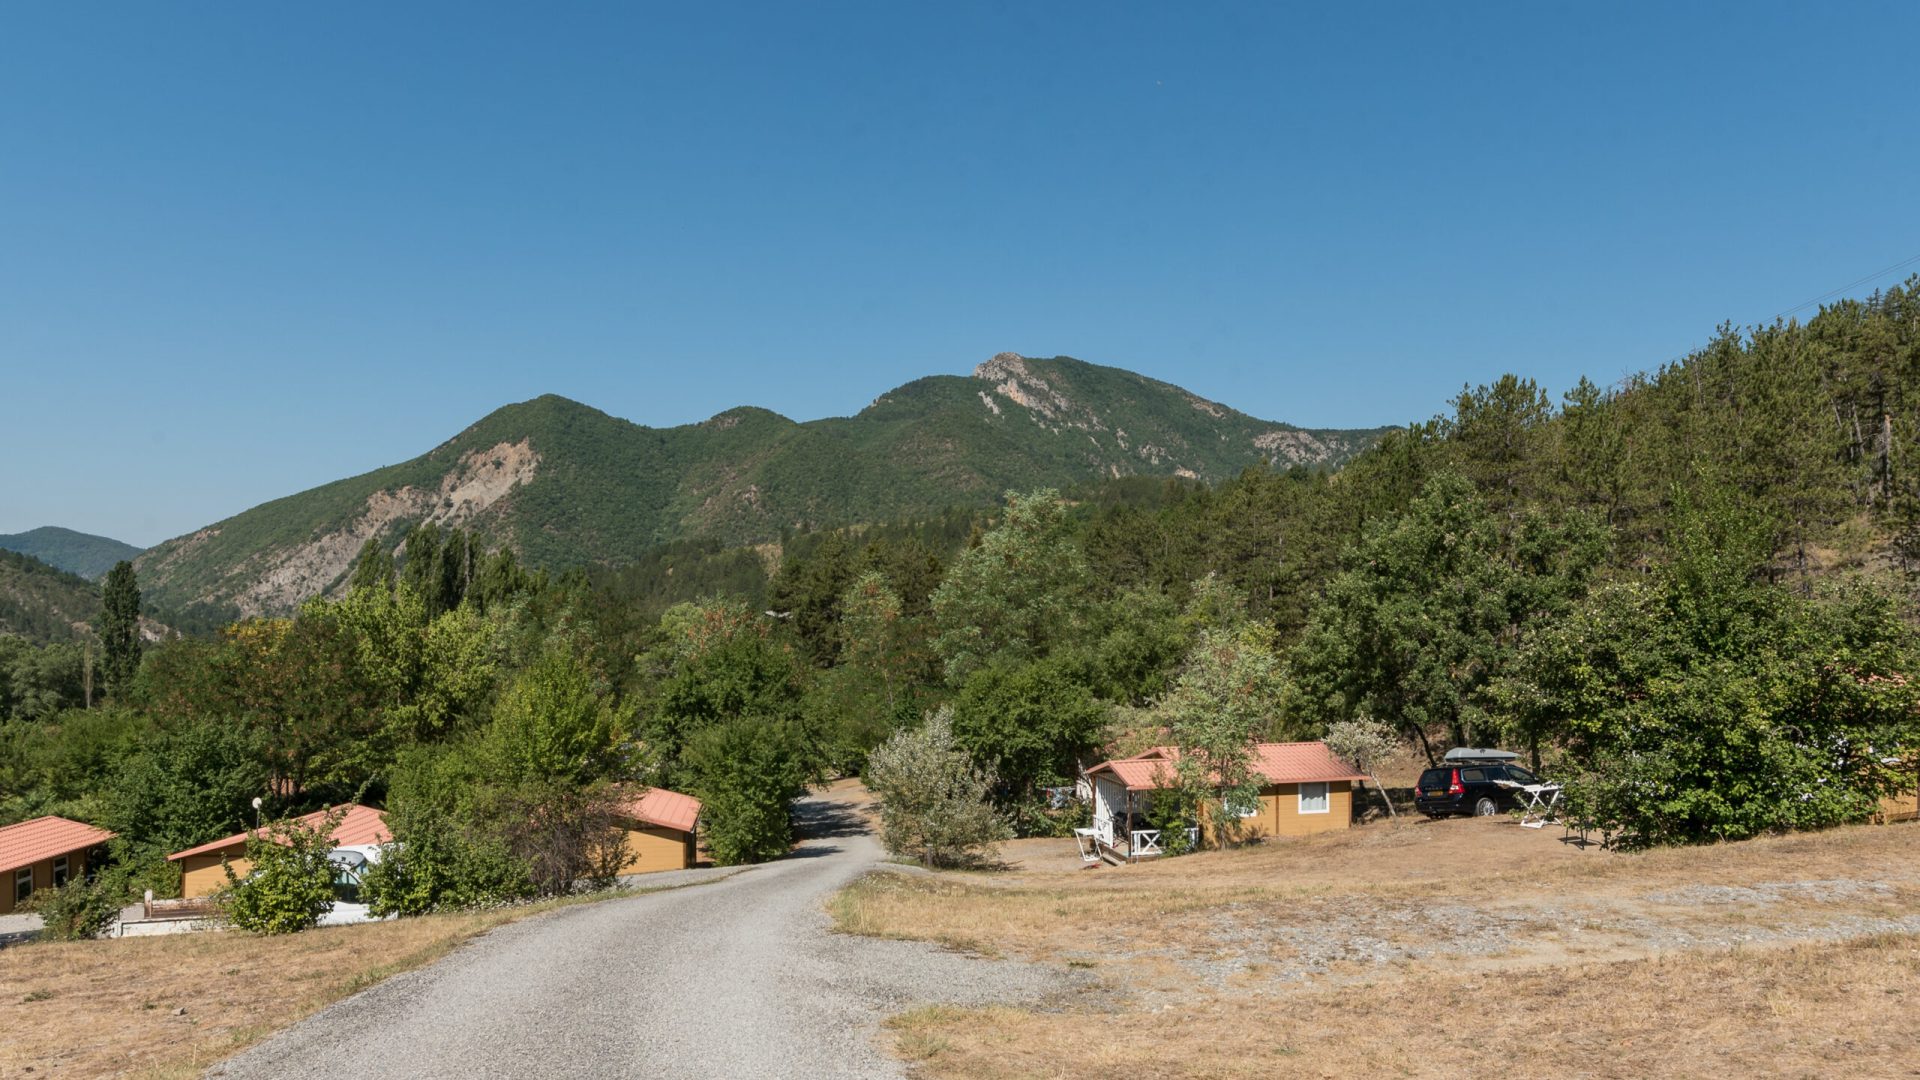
1083;819;1200;862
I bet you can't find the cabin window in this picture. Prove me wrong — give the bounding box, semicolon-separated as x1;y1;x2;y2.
13;868;30;904
51;856;69;888
1226;790;1262;818
1298;782;1330;815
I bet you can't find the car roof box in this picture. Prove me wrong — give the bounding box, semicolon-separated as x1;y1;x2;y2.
1442;747;1519;763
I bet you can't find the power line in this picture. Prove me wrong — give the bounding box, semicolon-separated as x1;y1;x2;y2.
1771;249;1920;321
1620;249;1920;389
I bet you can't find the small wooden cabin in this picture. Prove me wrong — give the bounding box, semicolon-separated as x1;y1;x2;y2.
168;804;392;898
1084;742;1367;862
614;788;701;875
0;816;115;914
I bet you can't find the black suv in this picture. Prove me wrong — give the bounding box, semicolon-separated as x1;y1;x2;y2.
1414;759;1545;818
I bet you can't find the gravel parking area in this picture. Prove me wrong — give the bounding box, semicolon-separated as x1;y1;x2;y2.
210;793;1078;1079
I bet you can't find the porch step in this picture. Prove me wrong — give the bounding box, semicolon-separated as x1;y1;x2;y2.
1098;848;1128;867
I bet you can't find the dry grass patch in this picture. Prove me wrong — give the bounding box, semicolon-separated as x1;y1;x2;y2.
984;816;1920;910
829;870;1270;960
838;821;1920;979
846;817;1920;1076
0;892;625;1079
888;933;1920;1079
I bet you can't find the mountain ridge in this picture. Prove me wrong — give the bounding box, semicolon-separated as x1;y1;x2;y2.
0;548;101;643
136;354;1390;618
0;526;145;580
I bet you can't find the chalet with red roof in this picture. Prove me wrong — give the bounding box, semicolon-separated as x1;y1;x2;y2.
614;787;701;875
169;804;391;898
1082;742;1367;862
0;816;116;914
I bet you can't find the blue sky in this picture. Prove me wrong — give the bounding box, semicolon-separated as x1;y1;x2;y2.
4;3;1918;547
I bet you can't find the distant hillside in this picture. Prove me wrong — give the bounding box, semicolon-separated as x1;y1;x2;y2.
0;526;144;580
138;354;1389;617
0;549;100;643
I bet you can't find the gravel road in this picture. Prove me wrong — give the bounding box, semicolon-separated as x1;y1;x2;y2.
210;794;1072;1079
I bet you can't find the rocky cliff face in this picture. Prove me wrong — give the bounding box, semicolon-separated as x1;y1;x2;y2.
975;353;1104;429
971;352;1373;477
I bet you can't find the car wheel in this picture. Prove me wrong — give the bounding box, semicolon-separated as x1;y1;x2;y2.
1473;797;1499;817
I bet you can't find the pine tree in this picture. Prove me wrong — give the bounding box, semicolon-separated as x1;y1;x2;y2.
98;560;142;697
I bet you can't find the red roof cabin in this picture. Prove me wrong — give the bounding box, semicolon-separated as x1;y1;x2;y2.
613;787;702;875
168;804;391;898
1082;742;1367;863
0;816;116;914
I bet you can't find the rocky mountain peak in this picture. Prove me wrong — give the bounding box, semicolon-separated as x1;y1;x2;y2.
970;352;1093;428
972;352;1029;381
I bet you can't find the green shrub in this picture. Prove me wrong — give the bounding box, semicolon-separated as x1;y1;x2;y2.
27;878;120;941
865;708;1012;868
1142;783;1203;857
221;811;341;934
359;808;531;916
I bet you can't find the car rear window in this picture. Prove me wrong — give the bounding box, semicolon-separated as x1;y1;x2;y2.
1418;769;1450;790
1460;768;1487;782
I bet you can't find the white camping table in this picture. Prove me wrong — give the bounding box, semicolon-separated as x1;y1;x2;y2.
1495;780;1564;828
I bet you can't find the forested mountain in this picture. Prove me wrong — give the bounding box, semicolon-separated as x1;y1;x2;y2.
135;354;1387;619
0;527;144;580
0;550;100;643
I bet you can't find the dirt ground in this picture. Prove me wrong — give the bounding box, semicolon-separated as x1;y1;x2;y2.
817;776;882;828
835;815;1920;1078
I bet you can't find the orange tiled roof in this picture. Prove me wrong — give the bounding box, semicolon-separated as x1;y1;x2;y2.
1087;742;1368;791
0;816;115;874
619;787;701;834
1250;742;1372;785
1097;756;1182;791
167;804;391;861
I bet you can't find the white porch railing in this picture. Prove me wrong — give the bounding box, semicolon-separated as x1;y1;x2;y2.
1090;819;1199;860
1129;827;1198;857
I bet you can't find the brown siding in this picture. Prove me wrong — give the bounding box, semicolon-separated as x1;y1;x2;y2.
1218;782;1353;843
2;847;95;914
617;824;695;875
1201;782;1353;845
1269;781;1352;837
1878;789;1920;824
179;845;249;898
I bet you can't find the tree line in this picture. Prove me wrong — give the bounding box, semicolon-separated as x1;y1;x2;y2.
2;282;1919;928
